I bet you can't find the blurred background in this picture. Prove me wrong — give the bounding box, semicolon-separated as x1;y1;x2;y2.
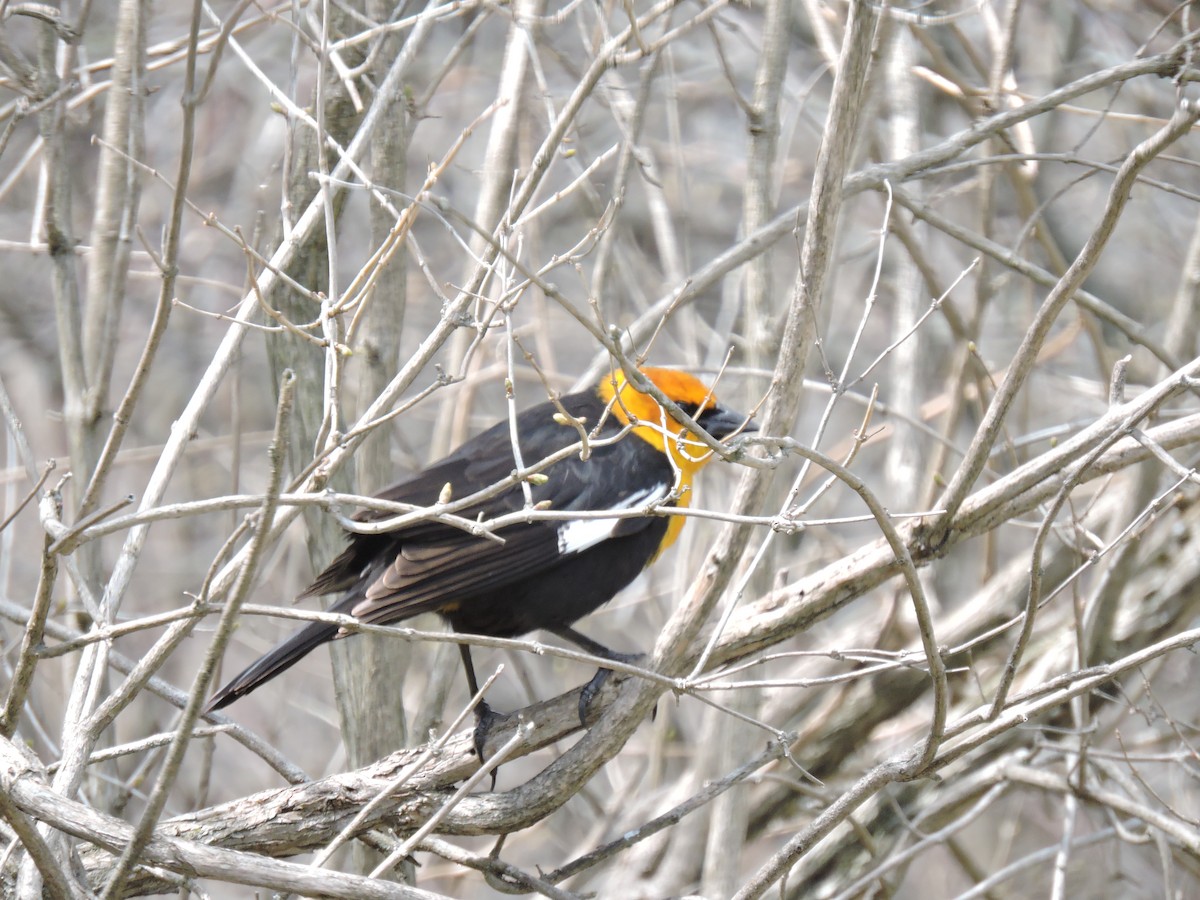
2;0;1200;897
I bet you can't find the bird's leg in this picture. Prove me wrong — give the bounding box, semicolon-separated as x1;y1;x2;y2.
553;627;644;726
459;643;506;766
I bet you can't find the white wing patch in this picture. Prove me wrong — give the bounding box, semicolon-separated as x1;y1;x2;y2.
556;483;671;556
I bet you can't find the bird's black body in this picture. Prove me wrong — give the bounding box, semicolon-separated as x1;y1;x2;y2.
204;371;749;717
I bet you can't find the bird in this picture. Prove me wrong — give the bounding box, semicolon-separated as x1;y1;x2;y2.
203;366;754;750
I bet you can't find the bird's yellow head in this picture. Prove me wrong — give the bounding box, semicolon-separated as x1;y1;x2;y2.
597;367;750;475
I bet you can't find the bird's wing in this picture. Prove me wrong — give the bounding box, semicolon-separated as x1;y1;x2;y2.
302;393;592;597
348;442;673;625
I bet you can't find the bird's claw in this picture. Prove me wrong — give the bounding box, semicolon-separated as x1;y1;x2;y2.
473;700;514;789
578;668;611;726
472;700;508;760
578;652;643;727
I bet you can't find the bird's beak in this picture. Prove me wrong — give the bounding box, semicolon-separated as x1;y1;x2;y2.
697;404;757;440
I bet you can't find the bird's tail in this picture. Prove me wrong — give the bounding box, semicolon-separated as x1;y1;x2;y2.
203;619;340;714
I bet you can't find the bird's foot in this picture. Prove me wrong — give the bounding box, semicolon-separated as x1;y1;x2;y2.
578;652;643;727
472;700;515;789
472;700;510;761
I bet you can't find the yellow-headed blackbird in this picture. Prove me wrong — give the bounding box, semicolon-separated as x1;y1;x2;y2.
204;367;753;734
